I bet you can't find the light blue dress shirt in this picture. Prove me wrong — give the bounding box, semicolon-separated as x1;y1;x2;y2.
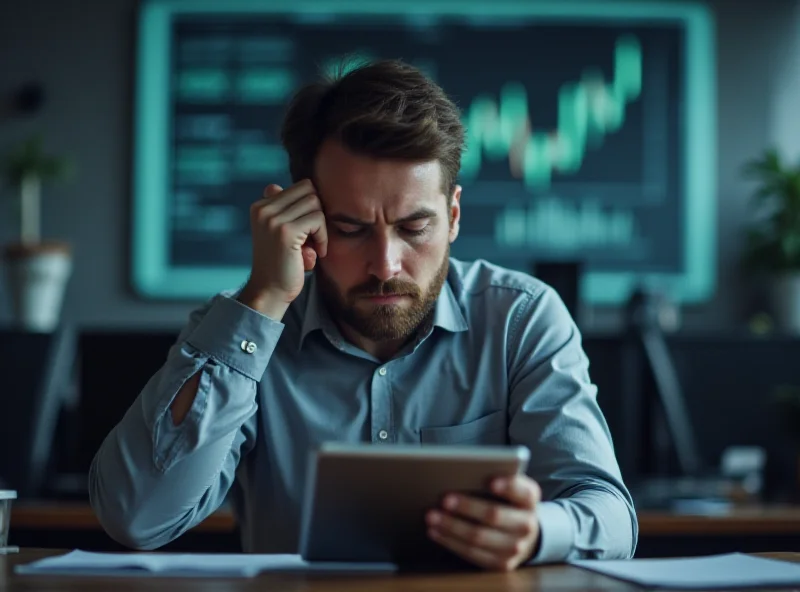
89;258;637;563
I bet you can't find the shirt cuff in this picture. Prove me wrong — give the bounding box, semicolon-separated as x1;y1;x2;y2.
528;501;574;565
186;295;284;381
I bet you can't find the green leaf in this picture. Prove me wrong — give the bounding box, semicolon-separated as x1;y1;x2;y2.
741;147;800;272
1;134;73;188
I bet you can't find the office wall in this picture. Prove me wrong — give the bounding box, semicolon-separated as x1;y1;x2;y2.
0;0;799;330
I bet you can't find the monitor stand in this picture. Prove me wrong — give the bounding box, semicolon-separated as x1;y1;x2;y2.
622;288;735;512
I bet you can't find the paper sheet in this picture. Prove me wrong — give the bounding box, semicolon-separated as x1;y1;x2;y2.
570;553;800;589
15;549;397;578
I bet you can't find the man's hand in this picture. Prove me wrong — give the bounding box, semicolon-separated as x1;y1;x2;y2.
426;474;542;571
237;179;328;320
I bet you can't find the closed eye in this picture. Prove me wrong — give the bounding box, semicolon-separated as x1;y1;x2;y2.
333;224;365;237
401;224;429;237
331;221;431;238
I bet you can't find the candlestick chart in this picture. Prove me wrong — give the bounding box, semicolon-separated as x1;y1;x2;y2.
132;3;714;304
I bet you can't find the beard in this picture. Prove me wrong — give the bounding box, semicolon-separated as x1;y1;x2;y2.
316;246;450;342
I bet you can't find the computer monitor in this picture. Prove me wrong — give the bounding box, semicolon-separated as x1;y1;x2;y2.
0;329;75;496
72;330;179;476
131;0;716;307
533;261;582;323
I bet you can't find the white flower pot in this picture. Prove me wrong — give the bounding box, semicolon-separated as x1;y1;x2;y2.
3;242;72;332
770;273;800;333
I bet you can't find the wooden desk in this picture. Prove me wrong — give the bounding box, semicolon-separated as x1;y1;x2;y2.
4;548;800;591
12;502;800;536
10;502;800;558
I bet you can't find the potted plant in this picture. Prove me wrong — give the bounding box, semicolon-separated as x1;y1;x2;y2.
1;134;73;332
741;148;800;332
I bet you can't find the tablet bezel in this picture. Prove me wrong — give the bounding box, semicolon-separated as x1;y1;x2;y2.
298;443;531;563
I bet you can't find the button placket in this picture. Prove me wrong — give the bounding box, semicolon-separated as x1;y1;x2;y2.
372;364;392;443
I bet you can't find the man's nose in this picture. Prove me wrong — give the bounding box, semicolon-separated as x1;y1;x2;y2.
366;234;402;281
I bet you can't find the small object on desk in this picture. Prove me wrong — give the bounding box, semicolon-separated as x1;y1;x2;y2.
570;552;800;589
0;490;19;554
14;549;397;578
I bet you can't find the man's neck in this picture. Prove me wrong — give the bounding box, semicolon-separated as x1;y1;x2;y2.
337;324;408;362
336;311;434;362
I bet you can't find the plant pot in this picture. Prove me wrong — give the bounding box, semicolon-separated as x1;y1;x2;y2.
769;272;800;333
2;241;72;332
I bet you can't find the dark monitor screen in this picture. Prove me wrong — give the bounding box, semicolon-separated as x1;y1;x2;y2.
0;330;74;495
74;330;180;474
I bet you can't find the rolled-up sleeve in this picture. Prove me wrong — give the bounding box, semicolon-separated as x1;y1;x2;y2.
89;292;283;550
507;286;638;564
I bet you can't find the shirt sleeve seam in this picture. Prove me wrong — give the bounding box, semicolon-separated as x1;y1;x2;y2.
506;288;546;367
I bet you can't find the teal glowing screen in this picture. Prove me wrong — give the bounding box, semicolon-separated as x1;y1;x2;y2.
132;0;716;303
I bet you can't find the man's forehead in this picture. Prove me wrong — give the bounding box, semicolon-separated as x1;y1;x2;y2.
314;141;443;194
318;182;444;221
325;198;441;225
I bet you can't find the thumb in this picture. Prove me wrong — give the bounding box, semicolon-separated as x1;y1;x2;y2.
492;475;541;511
263;184;283;198
302;244;318;271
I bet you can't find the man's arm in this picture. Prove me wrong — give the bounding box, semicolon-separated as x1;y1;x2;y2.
507;285;638;564
88;292;283;550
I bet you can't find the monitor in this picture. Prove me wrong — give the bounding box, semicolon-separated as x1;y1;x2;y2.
131;0;716;305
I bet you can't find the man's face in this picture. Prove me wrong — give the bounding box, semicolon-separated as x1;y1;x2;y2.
313;139;461;342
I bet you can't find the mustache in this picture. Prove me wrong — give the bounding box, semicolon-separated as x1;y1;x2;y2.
349;278;421;298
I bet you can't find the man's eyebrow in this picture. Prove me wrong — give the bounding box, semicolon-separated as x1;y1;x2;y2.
328;208;439;226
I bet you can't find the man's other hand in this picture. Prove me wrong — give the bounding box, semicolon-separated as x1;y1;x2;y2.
426;474;542;571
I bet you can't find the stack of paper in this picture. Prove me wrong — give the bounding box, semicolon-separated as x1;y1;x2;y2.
15;550;397;578
570;553;800;589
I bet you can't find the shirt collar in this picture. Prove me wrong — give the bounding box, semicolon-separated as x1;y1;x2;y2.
298;272;469;350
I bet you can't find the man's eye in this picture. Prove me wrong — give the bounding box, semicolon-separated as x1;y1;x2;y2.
334;225;364;237
401;224;429;236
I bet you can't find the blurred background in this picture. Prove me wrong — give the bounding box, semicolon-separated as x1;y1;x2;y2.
2;0;800;558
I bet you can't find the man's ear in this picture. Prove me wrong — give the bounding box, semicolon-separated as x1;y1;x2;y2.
448;185;462;243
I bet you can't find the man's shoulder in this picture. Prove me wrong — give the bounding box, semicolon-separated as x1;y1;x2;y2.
447;258;552;301
447;258;578;352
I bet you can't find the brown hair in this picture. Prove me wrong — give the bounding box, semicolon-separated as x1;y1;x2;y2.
280;58;465;197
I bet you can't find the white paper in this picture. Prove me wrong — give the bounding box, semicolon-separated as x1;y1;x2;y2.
570;553;800;589
15;549;397;578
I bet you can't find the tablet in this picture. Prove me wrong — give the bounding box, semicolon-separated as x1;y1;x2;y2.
298;443;530;565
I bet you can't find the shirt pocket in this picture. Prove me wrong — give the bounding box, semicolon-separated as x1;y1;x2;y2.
419;410;507;445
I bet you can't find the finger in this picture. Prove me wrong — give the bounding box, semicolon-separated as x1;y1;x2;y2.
263;183;283;198
253;179;316;215
439;494;538;537
490;475;541;511
270;193;323;230
427;509;520;554
293;210;328;258
263;178;313;200
428;528;515;572
301;245;318;271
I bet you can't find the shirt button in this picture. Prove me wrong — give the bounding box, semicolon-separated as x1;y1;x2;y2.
240;340;257;354
378;430;389;440
378;367;387;376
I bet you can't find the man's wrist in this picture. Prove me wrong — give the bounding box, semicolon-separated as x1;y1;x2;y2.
236;284;291;321
526;502;574;565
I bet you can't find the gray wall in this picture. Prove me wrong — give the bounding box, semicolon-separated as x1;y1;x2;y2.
1;0;799;331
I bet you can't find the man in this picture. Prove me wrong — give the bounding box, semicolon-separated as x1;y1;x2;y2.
90;59;637;571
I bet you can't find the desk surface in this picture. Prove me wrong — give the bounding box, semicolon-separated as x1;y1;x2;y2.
4;548;800;591
13;502;800;536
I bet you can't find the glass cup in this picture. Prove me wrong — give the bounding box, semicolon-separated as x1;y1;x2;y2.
0;490;17;554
